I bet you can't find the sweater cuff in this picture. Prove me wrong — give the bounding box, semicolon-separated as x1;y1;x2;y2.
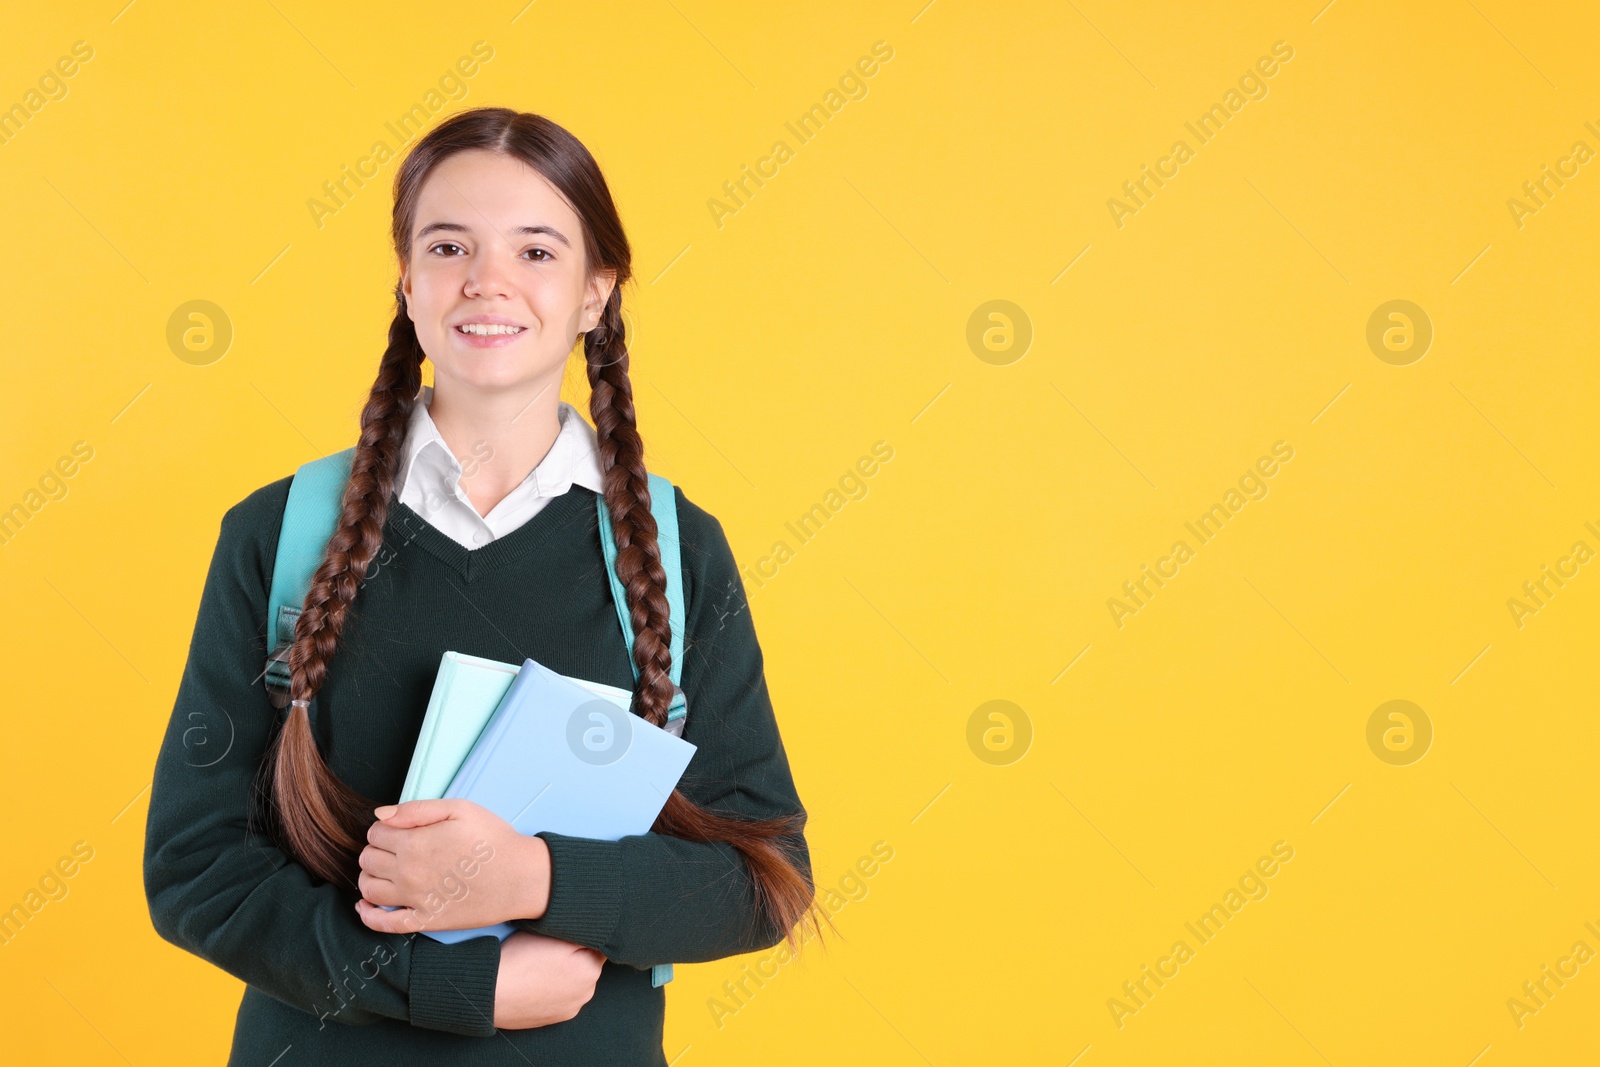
407;933;501;1037
512;832;622;947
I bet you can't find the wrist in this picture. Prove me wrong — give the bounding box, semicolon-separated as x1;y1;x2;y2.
514;833;552;921
510;833;624;947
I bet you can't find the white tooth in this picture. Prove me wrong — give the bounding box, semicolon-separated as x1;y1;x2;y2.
458;323;523;335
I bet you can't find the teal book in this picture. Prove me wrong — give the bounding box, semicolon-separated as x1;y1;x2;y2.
397;652;518;804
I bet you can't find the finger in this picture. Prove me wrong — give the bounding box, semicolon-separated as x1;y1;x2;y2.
354;898;427;935
365;821;404;850
357;870;400;905
357;844;397;879
373;799;459;828
354;896;424;933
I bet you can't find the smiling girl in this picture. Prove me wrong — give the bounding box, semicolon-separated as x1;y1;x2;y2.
144;107;821;1064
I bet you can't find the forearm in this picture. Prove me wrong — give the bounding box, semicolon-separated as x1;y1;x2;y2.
510;826;809;966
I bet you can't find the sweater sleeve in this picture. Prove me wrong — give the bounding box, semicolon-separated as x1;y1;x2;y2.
142;484;503;1037
511;487;813;966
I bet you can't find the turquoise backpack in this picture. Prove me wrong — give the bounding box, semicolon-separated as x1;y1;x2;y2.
260;445;686;988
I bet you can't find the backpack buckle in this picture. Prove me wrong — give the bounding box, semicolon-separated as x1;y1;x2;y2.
264;644;293;701
265;677;292;710
664;686;687;737
263;605;300;707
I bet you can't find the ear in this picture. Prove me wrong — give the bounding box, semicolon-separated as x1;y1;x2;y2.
400;266;414;322
585;270;618;330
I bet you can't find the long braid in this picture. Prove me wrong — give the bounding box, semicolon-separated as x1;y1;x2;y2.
263;292;423;889
585;294;676;727
585;290;831;953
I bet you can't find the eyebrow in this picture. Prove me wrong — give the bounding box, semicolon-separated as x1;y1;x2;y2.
416;221;572;248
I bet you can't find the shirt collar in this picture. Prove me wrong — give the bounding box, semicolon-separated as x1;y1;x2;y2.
394;383;606;504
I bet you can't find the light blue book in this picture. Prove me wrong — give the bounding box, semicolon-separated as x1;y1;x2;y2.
411;655;697;945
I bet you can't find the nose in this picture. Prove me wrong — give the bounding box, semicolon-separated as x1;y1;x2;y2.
463;249;513;299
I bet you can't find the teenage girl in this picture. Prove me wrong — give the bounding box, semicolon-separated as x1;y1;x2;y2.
144;107;822;1065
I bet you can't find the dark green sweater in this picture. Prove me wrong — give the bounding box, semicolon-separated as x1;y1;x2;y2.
143;474;810;1065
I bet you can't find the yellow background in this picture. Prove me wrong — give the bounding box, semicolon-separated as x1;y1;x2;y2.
2;0;1598;1062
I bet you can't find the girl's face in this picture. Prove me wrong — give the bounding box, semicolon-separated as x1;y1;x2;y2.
400;148;614;397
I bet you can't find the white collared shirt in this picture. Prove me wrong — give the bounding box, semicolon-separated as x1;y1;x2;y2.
394;384;606;550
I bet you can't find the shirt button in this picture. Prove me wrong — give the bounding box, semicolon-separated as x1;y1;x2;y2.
473;530;491;546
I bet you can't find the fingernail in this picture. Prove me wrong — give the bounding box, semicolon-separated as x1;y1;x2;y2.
374;805;398;819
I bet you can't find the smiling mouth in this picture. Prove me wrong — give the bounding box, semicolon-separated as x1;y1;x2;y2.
455;323;526;336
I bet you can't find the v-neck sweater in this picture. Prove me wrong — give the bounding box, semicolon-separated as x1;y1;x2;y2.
142;473;810;1065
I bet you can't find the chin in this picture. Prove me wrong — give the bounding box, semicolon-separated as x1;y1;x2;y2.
433;353;563;394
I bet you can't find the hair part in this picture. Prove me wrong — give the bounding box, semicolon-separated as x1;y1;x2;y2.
260;107;828;957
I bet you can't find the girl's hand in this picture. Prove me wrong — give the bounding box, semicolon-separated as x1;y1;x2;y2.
494;930;606;1029
353;799;551;934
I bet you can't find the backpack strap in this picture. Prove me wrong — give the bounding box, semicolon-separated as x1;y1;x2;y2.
594;473;689;736
594;473;686;992
263;448;357;707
